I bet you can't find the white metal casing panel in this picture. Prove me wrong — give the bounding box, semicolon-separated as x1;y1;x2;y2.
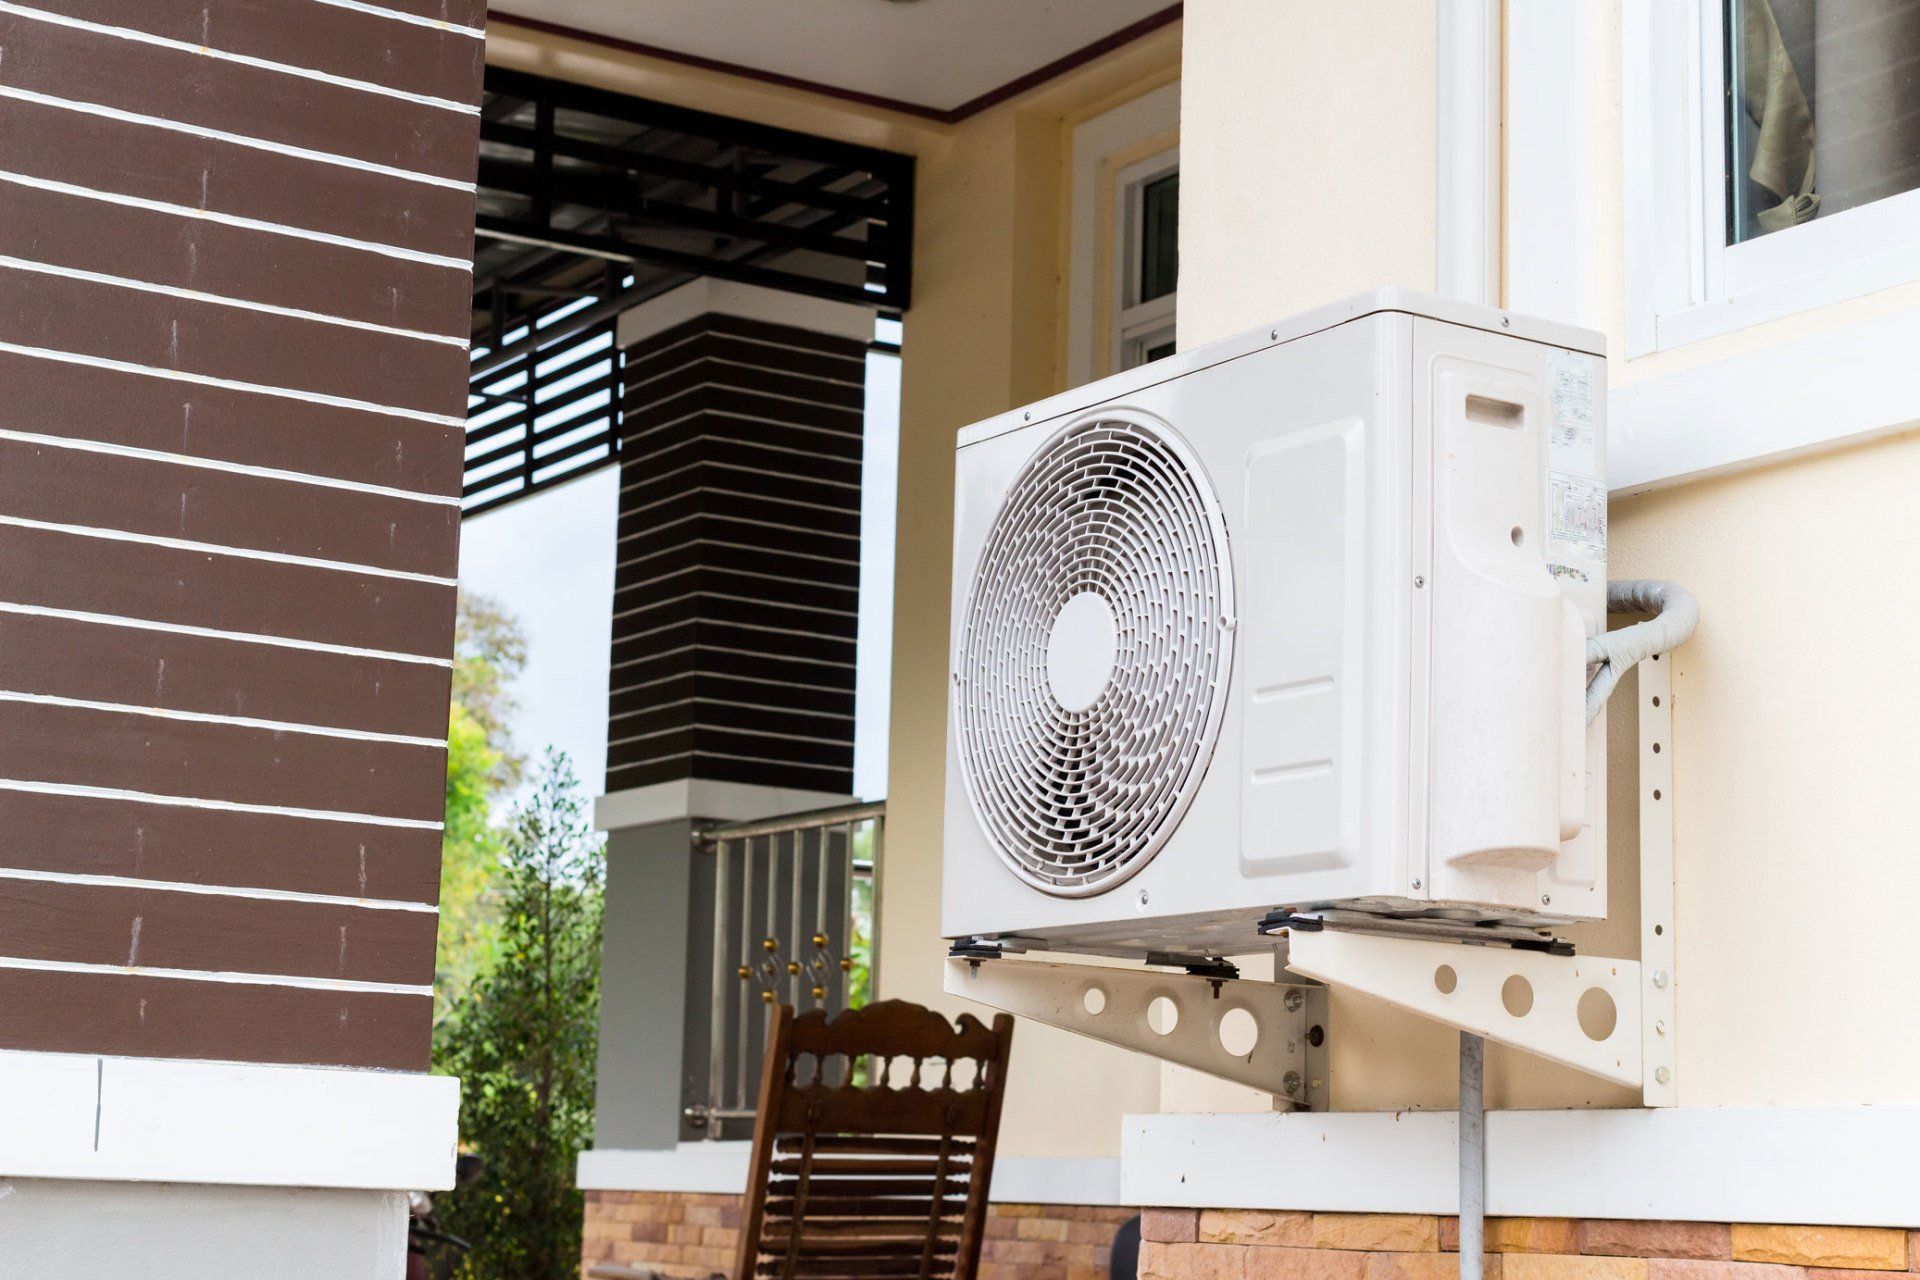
942;291;1605;956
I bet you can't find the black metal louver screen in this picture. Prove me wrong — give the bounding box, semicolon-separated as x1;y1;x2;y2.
462;67;914;516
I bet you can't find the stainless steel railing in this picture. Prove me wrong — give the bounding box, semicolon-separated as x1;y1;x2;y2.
682;800;883;1139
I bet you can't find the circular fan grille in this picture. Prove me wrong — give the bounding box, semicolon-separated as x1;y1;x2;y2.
955;411;1235;897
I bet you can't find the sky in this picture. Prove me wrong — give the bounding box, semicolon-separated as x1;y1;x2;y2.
458;345;901;808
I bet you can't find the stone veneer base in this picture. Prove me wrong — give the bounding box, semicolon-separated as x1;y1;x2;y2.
1138;1210;1920;1280
583;1189;1135;1280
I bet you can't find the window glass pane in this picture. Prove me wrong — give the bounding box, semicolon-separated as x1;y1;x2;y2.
1139;172;1179;302
1726;0;1920;244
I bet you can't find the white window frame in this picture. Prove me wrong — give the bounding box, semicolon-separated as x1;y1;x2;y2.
1500;0;1920;493
1624;0;1920;356
1066;80;1179;389
1111;148;1179;373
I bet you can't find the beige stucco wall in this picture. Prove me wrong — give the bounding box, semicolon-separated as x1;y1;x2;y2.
1173;0;1920;1115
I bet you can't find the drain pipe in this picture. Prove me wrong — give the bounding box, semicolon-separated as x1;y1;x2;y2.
1459;1031;1486;1280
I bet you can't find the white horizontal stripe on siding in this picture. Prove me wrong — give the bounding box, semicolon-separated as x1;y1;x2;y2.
622;405;863;449
309;0;485;37
607;721;852;751
610;588;858;625
608;695;856;726
0;338;467;426
0;86;475;192
0;954;433;997
0;428;458;506
0;778;444;831
626;325;867;371
0;691;448;749
0;2;478;114
621;485;861;525
0;602;452;667
608;641;856;673
614;510;860;549
610;432;860;485
608;666;851;701
612;561;859;602
612;613;857;651
0;170;472;271
625;353;866;397
630;379;863;422
0;515;457;586
0;866;437;913
608;748;845;777
616;537;860;574
0;255;467;346
622;457;863;499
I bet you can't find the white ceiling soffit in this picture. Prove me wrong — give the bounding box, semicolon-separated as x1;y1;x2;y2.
489;0;1180;120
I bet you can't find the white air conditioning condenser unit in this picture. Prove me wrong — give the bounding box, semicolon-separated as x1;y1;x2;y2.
942;290;1609;962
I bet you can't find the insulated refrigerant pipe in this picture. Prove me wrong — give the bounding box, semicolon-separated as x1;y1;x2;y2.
1459;1031;1486;1280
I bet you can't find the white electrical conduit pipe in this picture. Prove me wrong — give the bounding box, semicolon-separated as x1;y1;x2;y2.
1586;580;1700;722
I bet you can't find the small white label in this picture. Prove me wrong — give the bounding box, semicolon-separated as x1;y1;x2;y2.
1548;354;1595;453
1548;471;1607;561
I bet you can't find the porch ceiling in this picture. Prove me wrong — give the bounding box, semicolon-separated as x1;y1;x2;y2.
489;0;1181;120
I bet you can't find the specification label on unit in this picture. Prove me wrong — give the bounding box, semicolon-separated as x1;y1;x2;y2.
1548;470;1608;561
1548;353;1596;453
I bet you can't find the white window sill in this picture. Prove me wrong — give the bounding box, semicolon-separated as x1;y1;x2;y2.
1123;1108;1920;1225
1610;301;1920;493
0;1049;458;1190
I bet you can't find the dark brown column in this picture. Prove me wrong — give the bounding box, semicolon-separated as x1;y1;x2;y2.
0;0;483;1072
605;281;873;802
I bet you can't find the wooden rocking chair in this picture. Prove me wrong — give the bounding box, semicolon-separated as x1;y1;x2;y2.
733;1000;1016;1280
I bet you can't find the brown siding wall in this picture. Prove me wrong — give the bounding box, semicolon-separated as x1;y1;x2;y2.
0;0;483;1072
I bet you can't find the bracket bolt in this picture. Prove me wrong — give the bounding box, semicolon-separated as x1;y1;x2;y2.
1284;990;1305;1013
1282;1070;1302;1096
1654;1066;1671;1085
1652;970;1669;989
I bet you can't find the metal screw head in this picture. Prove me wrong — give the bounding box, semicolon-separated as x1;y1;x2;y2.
1411;879;1423;891
1282;1070;1303;1096
1269;328;1279;340
1137;889;1150;907
1541;894;1552;906
1413;575;1426;589
1284;990;1305;1013
1655;1020;1667;1036
1654;1066;1671;1085
1652;970;1670;989
1500;316;1511;328
1023;410;1031;421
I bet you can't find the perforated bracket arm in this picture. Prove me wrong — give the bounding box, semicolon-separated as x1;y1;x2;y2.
944;956;1328;1108
1283;928;1642;1088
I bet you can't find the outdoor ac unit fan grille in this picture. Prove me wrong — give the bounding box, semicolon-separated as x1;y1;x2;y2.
955;413;1234;897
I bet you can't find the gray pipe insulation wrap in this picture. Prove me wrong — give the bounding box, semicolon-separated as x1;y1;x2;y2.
1585;579;1700;722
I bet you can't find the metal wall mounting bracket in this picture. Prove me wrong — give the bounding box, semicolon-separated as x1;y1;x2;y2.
945;956;1328;1108
1284;928;1641;1087
1280;649;1679;1105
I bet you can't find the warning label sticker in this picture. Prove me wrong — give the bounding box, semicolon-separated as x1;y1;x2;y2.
1548;471;1607;562
1548;354;1596;454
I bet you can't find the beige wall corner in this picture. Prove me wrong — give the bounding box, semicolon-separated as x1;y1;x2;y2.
1175;0;1439;350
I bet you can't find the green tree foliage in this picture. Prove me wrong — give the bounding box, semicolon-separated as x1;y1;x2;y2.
437;751;604;1280
437;592;529;1025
